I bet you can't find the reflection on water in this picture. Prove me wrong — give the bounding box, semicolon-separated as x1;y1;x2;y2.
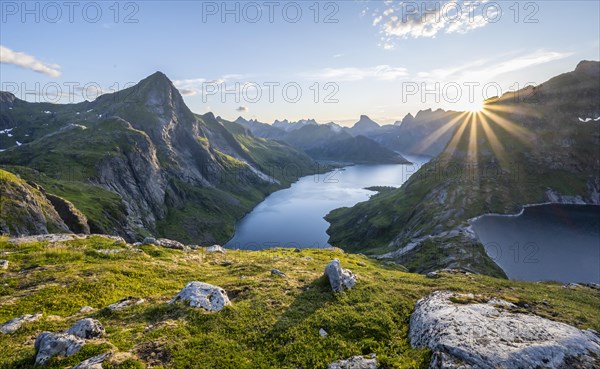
225;154;431;250
471;204;600;284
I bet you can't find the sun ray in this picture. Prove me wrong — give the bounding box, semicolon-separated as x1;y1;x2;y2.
416;112;469;153
486;103;542;119
468;113;478;162
478;112;510;168
481;109;535;146
442;114;471;159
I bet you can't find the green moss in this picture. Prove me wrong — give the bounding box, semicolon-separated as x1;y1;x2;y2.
0;235;598;368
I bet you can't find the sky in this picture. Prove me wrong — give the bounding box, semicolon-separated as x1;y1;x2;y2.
1;0;599;126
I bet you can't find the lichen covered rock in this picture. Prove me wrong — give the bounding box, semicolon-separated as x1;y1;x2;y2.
170;281;231;311
409;291;600;369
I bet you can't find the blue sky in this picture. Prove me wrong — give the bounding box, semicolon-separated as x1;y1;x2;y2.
1;0;599;126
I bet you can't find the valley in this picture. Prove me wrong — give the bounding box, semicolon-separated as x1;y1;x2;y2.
1;4;599;365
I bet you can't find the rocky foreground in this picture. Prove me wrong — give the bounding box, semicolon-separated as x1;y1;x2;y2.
0;234;599;368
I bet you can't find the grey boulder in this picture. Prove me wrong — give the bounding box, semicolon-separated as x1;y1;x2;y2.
0;312;42;334
67;318;105;339
170;281;231;311
409;291;600;369
0;259;7;270
325;259;357;292
34;332;85;365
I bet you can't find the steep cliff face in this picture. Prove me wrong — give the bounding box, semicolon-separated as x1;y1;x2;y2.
0;72;316;243
0;169;70;236
326;61;600;276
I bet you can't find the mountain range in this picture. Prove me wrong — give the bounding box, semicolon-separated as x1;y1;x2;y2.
326;60;600;277
0;72;317;244
235;116;411;164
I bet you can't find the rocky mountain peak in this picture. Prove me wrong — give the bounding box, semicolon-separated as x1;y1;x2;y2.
353;115;379;129
574;60;600;76
0;91;17;104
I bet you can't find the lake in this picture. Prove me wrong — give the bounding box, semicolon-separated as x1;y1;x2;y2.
471;204;600;284
225;154;431;250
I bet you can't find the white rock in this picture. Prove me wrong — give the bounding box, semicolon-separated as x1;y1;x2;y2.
71;353;110;369
142;237;158;245
79;306;95;314
319;328;328;337
0;312;42;334
0;260;8;270
107;297;145;311
206;245;226;253
170;281;231;311
67;318;105;339
325;259;357;292
327;354;377;369
409;291;600;369
157;238;190;251
34;332;85;365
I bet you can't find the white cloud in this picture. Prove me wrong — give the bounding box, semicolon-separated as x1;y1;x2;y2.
419;50;573;82
372;1;499;46
179;88;198;97
0;45;61;77
308;65;408;81
173;75;244;96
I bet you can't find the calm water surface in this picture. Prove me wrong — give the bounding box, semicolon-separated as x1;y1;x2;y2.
225;154;431;250
471;204;600;284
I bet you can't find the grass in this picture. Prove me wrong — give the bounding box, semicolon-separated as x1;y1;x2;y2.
1;235;599;368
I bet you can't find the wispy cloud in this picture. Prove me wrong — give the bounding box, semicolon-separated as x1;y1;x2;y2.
0;45;61;77
173;75;245;96
372;1;499;48
418;50;573;82
307;65;408;81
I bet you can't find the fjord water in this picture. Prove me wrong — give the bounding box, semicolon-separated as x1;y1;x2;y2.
471;204;600;284
225;154;431;250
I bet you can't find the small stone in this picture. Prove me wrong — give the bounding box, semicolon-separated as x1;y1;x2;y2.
327;354;377;369
157;238;189;251
79;306;95;314
132;242;142;247
319;328;328;337
426;272;439;279
170;281;231;311
221;261;233;266
0;260;8;270
0;312;42;334
107;297;145;311
71;353;110;369
142;237;158;245
293;248;301;252
271;268;285;277
67;318;105;339
206;245;226;253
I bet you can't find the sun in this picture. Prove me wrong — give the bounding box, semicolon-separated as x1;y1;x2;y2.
461;100;485;113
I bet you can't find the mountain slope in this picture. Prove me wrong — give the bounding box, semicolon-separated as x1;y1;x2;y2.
0;73;317;244
326;61;600;276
